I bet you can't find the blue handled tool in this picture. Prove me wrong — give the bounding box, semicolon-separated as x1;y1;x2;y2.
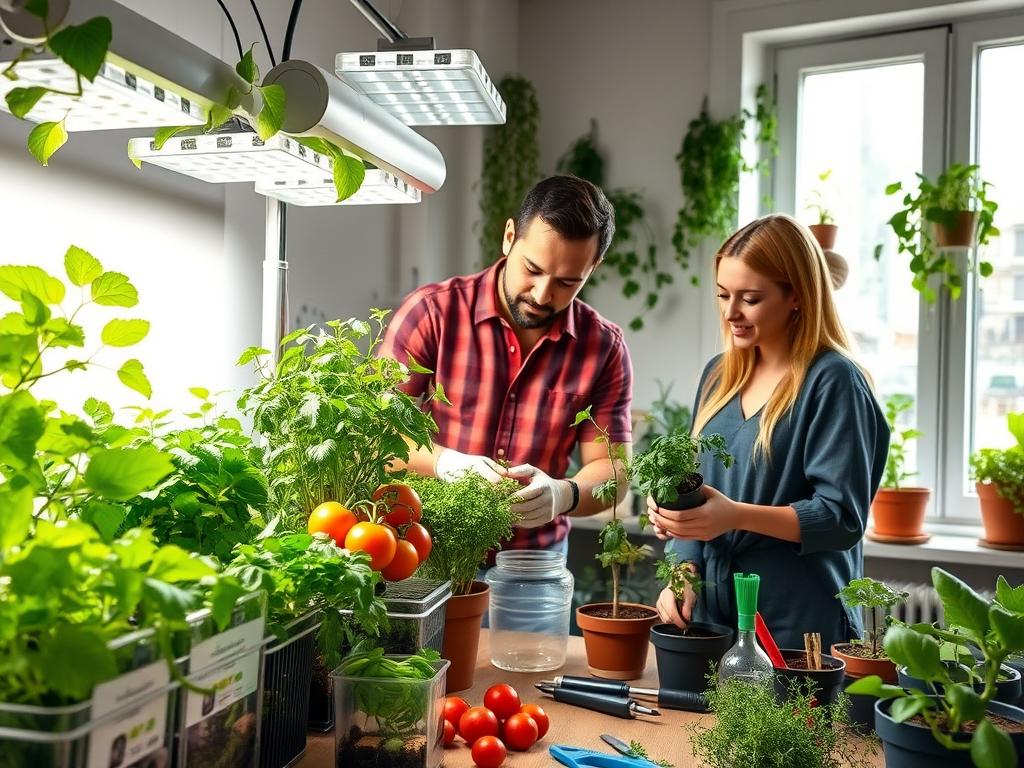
549;745;656;768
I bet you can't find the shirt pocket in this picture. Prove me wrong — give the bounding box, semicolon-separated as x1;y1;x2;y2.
542;390;588;433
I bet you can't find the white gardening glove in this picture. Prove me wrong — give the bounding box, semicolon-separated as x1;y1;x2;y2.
507;464;574;528
434;447;506;483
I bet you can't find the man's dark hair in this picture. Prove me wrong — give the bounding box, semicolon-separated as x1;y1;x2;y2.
514;175;616;261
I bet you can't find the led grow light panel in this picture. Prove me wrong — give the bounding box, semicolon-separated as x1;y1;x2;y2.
256;169;421;206
127;133;332;184
335;49;505;126
0;60;205;131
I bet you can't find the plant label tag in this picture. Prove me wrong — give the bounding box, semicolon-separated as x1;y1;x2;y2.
184;617;263;727
87;660;170;768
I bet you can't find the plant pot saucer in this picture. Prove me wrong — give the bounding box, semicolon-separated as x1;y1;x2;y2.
865;529;931;545
977;538;1024;552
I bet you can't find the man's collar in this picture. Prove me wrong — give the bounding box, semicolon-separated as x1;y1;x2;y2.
475;258;577;340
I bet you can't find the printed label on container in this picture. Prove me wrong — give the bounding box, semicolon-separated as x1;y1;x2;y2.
184;618;263;727
87;660;170;768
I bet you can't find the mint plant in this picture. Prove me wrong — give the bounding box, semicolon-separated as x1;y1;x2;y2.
629;430;732;514
970;411;1024;516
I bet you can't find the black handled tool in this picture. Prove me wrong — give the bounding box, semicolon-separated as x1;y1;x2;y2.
540;676;708;713
534;683;660;719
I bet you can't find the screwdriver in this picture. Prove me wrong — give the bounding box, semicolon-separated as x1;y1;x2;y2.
539;675;709;713
534;683;660;719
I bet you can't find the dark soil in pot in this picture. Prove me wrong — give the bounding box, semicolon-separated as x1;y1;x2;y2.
657;474;705;512
774;650;846;707
651;622;733;693
898;663;1022;707
337;725;429;768
583;605;659;620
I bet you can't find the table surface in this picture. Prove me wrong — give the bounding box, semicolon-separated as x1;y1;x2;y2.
297;630;883;766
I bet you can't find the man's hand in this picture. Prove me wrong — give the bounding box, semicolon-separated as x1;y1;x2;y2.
434;447;507;483
507;464;573;528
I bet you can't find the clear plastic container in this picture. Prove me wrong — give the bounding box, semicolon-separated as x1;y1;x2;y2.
485;550;574;673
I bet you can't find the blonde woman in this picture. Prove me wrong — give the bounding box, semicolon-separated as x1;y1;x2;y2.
650;214;888;650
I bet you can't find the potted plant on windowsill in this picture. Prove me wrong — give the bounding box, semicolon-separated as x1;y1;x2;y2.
970;411;1024;550
573;407;659;680
847;568;1024;767
628;429;732;513
806;169;839;250
870;394;931;543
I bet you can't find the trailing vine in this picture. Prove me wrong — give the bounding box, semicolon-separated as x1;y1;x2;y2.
478;76;541;264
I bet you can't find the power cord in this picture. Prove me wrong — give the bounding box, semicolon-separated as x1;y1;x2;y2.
214;0;244;61
249;0;277;67
283;0;304;62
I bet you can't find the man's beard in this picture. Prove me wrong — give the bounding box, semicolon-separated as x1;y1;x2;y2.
503;270;557;329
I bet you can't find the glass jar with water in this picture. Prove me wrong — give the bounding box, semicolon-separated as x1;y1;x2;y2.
484;550;574;672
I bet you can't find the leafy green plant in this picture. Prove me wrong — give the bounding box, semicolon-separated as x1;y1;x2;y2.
805;169;836;225
657;552;703;602
479;76;541;265
624;740;673;768
970;411;1024;516
673;84;778;283
404;471;520;595
237;312;441;525
880;163;999;302
555;119;671;331
574;406;652;618
690;675;869;768
848;568;1024;766
629;431;732;510
836;577;908;658
882;393;922;490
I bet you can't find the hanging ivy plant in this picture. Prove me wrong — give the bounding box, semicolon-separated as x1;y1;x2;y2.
556;120;670;331
478;76;541;264
672;84;778;281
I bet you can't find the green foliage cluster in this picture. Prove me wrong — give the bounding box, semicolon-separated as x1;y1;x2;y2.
405;471;520;595
336;648;442;738
479;76;541;264
657;552;703;602
882;393;922;489
805;169;837;225
629;431;732;507
882;163;999;302
624;740;673;768
970;411;1024;517
848;568;1024;766
836;577;909;658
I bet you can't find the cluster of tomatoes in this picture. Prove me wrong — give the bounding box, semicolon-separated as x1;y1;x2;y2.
306;483;432;582
442;684;550;768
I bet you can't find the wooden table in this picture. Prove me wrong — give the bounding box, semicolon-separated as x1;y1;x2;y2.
297;630;883;766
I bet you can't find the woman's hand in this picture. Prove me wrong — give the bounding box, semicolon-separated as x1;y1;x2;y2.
655;563;699;628
647;485;740;541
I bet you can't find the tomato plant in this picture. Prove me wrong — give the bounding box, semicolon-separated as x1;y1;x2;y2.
344;521;397;571
443;718;456;746
501;712;538;751
381;539;419;581
443;696;470;731
459;706;499;743
373;483;422;526
471;735;507;768
306;501;357;546
519;703;549;739
403;522;432;562
484;683;521;720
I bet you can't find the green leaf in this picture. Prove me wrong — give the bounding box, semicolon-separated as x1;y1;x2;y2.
147;545;216;583
21;291;49;326
979;261;994;278
117;359;152;398
152;124;194;151
0;482;33;550
100;318;150;347
84;446;174;499
127;141;142;169
889;695;929;723
933;567;991;640
206;101;234;133
80;501;126;542
0;265;65;303
947;683;986;723
236;346;270;365
64;245;103;286
990;605;1024;653
91;271;138;307
0;390;46;468
210;579;248;630
405;355;432;375
996;575;1024;614
6;86;49;119
884;624;944;679
40;624;117;701
254;84;286;141
573;406;593;427
142;577;196;620
971;717;1017;768
235;44;259;85
885;181;903;195
48;17;112;82
25;0;48;19
333;153;366;202
189;386;210;400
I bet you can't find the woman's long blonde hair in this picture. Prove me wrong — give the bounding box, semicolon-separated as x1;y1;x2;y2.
691;214;861;462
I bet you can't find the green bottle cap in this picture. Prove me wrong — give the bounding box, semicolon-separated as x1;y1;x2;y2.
734;572;760;632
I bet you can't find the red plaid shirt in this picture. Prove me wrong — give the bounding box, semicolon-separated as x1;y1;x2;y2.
379;258;633;551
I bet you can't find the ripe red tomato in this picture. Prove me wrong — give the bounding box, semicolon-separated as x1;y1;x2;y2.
519;703;549;739
403;522;432;562
501;712;538;751
443;697;470;731
483;683;521;721
306;501;357;546
459;707;499;744
442;718;456;746
471;736;507;768
373;483;422;526
381;539;419;581
344;521;397;570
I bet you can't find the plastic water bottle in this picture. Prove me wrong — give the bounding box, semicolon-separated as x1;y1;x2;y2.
718;573;774;684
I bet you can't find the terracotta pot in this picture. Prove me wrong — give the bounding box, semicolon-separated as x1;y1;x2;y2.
934;210;977;247
976;482;1024;547
871;487;930;539
808;223;838;250
576;603;659;680
441;581;489;692
831;643;898;684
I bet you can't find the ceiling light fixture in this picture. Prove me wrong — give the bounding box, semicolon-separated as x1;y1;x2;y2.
256;168;420;206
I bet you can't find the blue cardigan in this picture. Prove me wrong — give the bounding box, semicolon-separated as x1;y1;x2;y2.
666;350;889;651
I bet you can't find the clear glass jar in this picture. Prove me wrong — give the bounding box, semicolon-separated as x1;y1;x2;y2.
484;550;574;672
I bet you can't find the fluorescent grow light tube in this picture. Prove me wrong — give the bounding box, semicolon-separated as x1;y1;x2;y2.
335;49;505;126
256;169;421;206
127;133;330;184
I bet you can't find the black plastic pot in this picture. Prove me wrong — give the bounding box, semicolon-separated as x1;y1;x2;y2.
843;675;878;733
773;650;846;707
875;696;1024;767
657;474;705;511
260;612;319;768
650;622;732;693
897;663;1022;707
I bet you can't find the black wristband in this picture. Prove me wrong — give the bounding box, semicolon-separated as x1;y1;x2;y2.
566;479;580;513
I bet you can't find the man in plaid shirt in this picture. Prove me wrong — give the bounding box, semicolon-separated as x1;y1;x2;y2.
379;175;634;554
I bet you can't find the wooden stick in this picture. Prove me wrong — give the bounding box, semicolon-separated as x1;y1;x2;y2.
804;632;822;670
